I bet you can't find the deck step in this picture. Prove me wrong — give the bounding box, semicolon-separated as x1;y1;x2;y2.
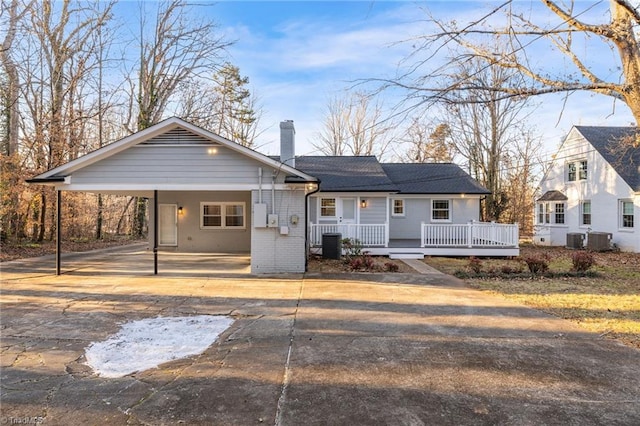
389;252;425;260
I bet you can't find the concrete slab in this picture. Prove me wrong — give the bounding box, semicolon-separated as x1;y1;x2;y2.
1;247;639;425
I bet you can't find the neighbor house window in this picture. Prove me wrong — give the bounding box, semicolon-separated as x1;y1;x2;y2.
200;202;245;229
432;200;450;221
537;203;545;224
538;203;550;224
567;163;576;181
555;203;565;224
392;199;405;216
320;198;336;217
581;201;591;226
578;160;588;180
567;160;587;182
620;200;634;228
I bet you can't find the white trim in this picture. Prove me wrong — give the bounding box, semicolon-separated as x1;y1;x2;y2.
200;201;247;229
49;183;294;192
431;199;452;222
619;199;635;229
391;199;405;217
319;197;337;219
158;204;178;246
32;117;317;183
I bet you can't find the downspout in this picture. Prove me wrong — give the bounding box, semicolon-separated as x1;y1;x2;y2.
304;182;321;270
258;167;263;204
271;171;276;215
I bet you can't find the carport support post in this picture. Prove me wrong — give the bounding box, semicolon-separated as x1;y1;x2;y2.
56;189;61;275
153;190;158;275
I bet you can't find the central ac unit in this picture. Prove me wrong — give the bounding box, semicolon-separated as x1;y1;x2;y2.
566;233;585;249
587;232;612;252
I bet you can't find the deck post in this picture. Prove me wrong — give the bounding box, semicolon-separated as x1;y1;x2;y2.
56;189;61;275
467;222;473;248
420;222;425;247
153;190;158;275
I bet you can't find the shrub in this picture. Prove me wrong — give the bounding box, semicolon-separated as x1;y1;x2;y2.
500;265;517;275
384;262;399;272
468;256;482;274
348;254;375;271
572;251;595;273
342;238;363;260
522;255;549;275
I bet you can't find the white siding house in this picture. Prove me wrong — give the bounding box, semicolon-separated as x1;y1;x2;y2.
28;118;317;274
29;117;519;274
534;126;640;252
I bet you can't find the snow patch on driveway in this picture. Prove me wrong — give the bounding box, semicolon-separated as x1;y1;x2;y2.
85;315;234;378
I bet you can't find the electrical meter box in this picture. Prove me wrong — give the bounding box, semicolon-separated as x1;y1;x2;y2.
254;204;267;228
267;214;279;228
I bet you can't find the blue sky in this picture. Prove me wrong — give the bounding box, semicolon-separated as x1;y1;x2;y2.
122;1;637;158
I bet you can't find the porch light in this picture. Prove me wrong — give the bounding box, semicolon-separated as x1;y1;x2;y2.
207;147;218;155
360;199;367;208
178;206;184;215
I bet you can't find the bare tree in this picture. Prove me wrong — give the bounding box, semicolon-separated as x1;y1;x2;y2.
131;0;230;131
128;0;230;237
314;91;395;158
403;119;454;163
385;1;640;137
443;59;537;222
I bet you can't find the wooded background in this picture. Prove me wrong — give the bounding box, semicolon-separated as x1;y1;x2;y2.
3;1;638;245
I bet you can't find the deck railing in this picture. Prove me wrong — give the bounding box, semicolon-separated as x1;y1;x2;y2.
310;221;519;249
309;223;388;247
421;222;519;248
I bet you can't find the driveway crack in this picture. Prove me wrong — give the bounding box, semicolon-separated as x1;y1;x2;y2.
273;279;304;426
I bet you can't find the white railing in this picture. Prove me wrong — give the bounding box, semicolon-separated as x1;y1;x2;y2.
310;223;388;247
421;222;519;248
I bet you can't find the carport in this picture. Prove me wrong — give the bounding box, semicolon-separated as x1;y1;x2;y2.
27;118;317;275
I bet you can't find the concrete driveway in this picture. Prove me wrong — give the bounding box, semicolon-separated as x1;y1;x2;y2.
1;247;639;425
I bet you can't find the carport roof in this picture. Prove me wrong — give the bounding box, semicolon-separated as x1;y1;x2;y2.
27;117;318;187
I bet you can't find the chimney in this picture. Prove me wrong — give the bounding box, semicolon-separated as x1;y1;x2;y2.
280;120;295;168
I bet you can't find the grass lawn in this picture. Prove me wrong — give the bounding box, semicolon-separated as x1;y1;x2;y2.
424;244;640;349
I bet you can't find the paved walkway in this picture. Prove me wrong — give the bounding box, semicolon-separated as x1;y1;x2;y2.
1;248;639;425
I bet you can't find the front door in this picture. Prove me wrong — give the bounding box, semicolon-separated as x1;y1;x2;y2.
339;198;356;224
158;204;178;246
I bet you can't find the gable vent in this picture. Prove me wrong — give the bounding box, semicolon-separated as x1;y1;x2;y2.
141;127;215;145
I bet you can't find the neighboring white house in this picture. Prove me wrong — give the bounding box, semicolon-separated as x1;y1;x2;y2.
534;126;640;252
28;117;519;275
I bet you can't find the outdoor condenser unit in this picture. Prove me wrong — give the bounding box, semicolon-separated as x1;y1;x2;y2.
566;233;585;249
587;232;612;252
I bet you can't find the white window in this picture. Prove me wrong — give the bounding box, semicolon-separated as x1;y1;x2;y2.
432;200;450;221
578;160;588;180
537;203;550;224
620;200;634;228
320;198;336;217
567;160;587;182
200;202;245;229
581;201;591;226
392;199;405;216
554;203;565;224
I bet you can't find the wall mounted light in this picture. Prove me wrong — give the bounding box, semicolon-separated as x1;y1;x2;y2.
178;206;184;215
360;199;367;208
207;147;218;155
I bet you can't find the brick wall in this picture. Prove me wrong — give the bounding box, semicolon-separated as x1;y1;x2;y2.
250;188;307;273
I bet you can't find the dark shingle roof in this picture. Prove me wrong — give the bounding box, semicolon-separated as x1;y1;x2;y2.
537;190;568;201
575;126;640;192
381;163;491;194
294;156;398;192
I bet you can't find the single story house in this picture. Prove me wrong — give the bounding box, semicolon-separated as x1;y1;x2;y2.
534;125;639;252
28;117;519;274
